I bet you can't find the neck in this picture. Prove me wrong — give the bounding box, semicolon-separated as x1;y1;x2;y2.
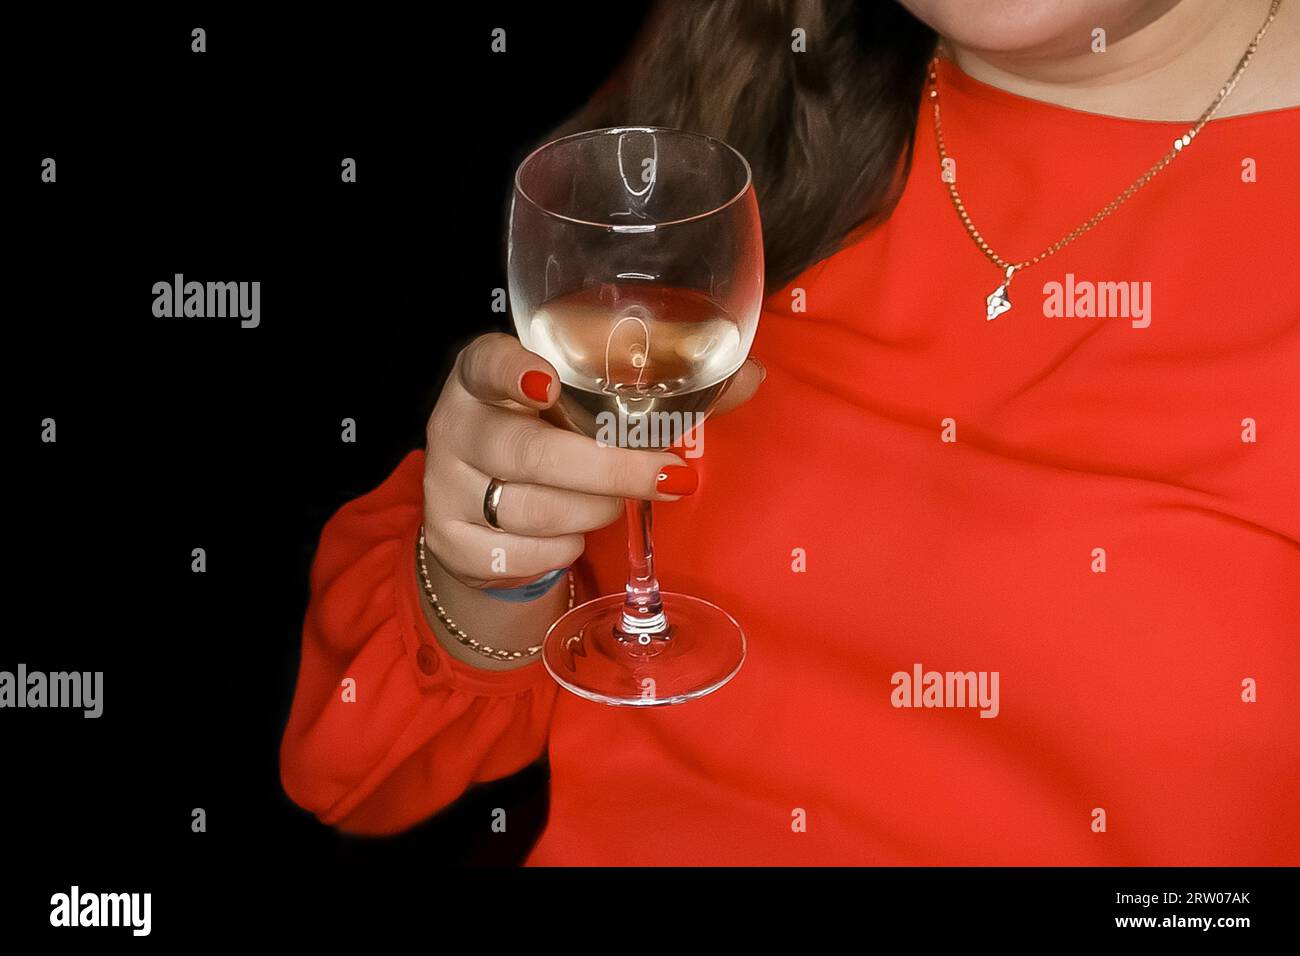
945;0;1298;121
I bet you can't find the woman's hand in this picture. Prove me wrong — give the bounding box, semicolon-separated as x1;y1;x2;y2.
422;332;763;591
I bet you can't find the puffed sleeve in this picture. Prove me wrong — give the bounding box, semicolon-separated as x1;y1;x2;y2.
279;449;560;835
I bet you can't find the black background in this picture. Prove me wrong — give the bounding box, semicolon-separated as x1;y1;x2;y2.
6;3;653;938
5;3;1294;943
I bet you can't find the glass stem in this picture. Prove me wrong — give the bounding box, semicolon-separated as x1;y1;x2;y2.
619;498;669;639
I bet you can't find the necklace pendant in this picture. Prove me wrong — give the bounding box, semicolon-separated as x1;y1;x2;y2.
985;265;1017;320
986;284;1011;320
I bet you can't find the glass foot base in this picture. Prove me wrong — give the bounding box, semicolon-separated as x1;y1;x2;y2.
541;592;746;706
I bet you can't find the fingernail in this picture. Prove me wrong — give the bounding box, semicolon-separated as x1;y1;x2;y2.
750;357;767;383
521;370;552;403
656;463;698;496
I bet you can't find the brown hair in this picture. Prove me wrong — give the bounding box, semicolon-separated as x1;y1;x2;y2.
559;0;937;289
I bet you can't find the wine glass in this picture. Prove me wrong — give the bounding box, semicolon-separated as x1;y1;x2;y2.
508;126;764;706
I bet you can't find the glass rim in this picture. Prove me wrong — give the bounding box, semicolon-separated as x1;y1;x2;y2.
512;125;755;230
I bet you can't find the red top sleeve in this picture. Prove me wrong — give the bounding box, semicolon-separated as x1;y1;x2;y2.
278;449;559;835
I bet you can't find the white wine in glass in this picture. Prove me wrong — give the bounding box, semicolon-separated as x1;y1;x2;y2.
508;127;764;706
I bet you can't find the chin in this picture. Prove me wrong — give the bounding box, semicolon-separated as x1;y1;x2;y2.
897;0;1154;55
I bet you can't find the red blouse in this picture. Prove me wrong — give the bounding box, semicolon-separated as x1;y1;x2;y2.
280;57;1300;864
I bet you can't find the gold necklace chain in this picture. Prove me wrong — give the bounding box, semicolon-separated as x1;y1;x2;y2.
929;0;1283;320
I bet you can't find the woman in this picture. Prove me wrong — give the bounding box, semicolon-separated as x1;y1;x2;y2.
280;0;1300;864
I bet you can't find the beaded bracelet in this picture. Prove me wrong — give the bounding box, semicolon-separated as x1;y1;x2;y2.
415;526;575;661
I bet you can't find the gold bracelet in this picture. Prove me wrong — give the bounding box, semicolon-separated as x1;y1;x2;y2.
415;525;575;661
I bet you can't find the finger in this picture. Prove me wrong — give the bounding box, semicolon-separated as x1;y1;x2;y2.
457;406;698;500
708;357;766;419
429;519;586;587
456;332;558;409
457;462;624;535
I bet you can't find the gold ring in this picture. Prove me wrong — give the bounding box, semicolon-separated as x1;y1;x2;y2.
483;477;507;530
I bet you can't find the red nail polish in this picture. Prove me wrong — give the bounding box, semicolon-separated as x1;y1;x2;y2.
521;370;552;403
656;463;698;496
